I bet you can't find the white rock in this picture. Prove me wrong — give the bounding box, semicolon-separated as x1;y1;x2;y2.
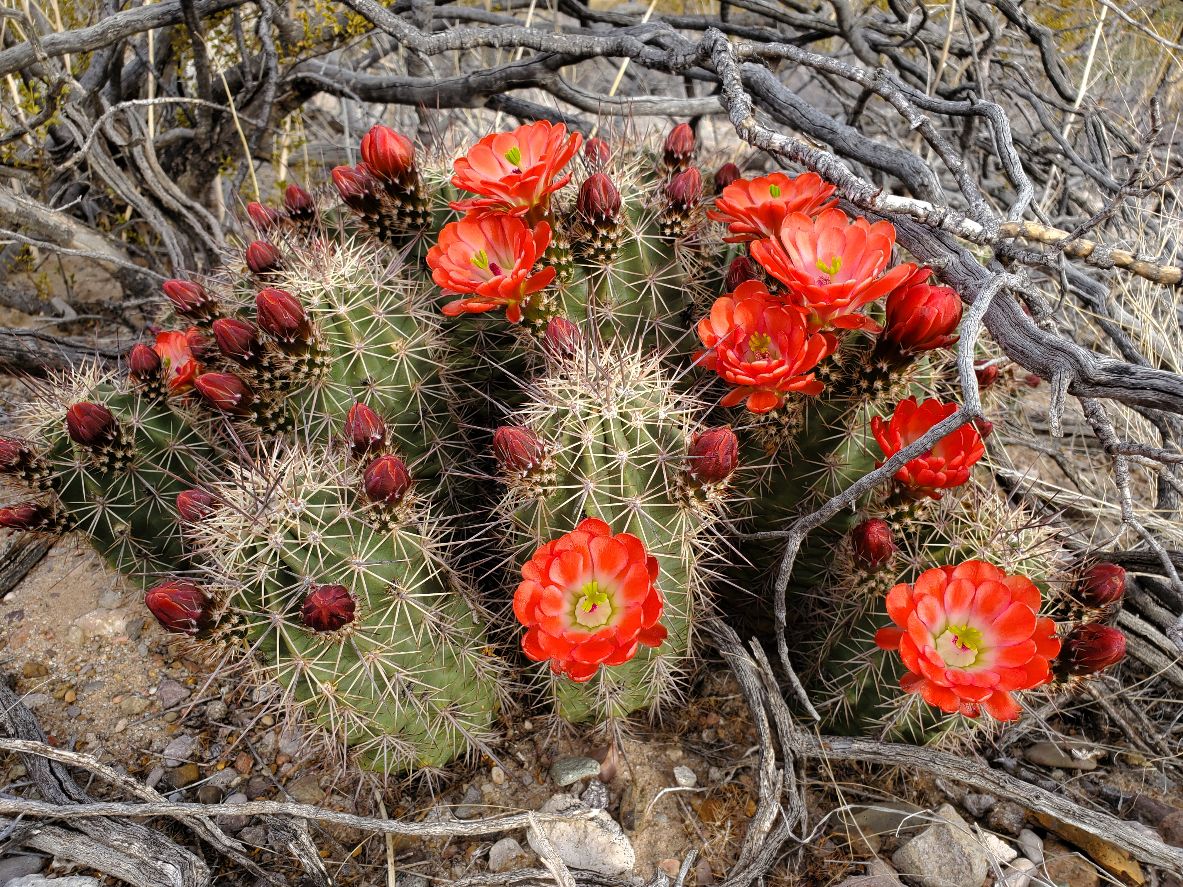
982;832;1018;865
528;793;635;876
162;734;196;767
891;804;989;887
1000;858;1036;887
73;608;128;639
672;766;697;788
488;837;528;873
1016;828;1043;865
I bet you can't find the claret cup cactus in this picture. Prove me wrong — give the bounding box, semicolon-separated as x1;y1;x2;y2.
0;119;1127;771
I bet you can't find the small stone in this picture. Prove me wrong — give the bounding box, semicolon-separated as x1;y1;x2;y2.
1024;741;1098;771
400;877;429;887
234;752;254;775
163;711;178;723
172;763;201;787
206;700;229;721
246;776;270;799
1161;810;1183;847
218;792;251;832
696;858;714;886
163;735;196;767
119;695;150;716
987;801;1026;836
673;765;697;788
962;793;995;819
490;766;507;785
146;766;165;789
0;855;45;883
982;833;1018;865
488;837;527;873
98;590;123;609
841;802;926;840
20;693;50;710
551;756;601;787
1017;828;1044;864
1000;858;1036;887
835;859;903;886
113;718;129;733
891;804;988;887
527;793;636;876
156;679;191;709
659;859;681;877
74;608;128;639
239;826;269;847
287;774;325;805
63;688;77;704
21;662;49;679
197;784;223;805
455;783;484;819
1043;839;1100;887
581;779;609;810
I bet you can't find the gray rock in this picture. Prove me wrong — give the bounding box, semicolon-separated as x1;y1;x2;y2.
218;792;251;833
0;855;45;884
840;802;926;839
673;766;697;788
156;679;190;709
197;784;223;805
488;837;528;873
891;804;989;887
98;590;123;609
550;756;601;787
7;879;100;887
987;801;1026;836
1000;858;1036;887
239;826;269;847
1017;828;1044;865
581;779;610;810
528;793;635;876
286;774;325;806
982;832;1018;865
961;793;996;819
162;734;196;767
1024;741;1098;771
206;700;229;721
20;694;51;711
836;860;903;886
73;608;128;639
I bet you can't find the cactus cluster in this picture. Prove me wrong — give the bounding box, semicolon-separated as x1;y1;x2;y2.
0;120;1127;771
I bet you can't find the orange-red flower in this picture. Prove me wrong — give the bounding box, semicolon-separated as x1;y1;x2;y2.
426;213;555;323
152;330;200;392
708;172;836;242
451;121;582;217
514;517;667;682
871;397;985;499
695;281;837;413
750;208;916;331
874;560;1061;720
881;266;963;354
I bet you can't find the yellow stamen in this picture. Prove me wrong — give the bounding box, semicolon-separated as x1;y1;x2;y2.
748;331;772;356
816;256;842;276
471;249;490;270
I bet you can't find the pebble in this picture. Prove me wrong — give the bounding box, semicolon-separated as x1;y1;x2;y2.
246;776;271;800
206;700;229;721
98;590;123;609
961;793;995;819
550;756;601;787
1161;810;1183;847
891;804;988;887
162;735;197;767
659;859;682;877
490;766;507;785
287;774;325;806
982;832;1018;865
7;878;100;887
488;837;528;873
1000;858;1036;887
986;801;1026;836
156;679;191;709
527;793;635;876
113;718;128;733
146;766;165;789
454;783;484;819
234;752;254;775
197;784;223;805
835;860;903;886
1024;741;1097;771
119;695;150;716
0;855;45;884
73;608;128;639
1017;828;1044;864
400;877;429;887
239;826;269;847
171;763;201;788
20;694;50;710
673;765;697;788
21;662;49;679
218;792;251;833
581;779;609;810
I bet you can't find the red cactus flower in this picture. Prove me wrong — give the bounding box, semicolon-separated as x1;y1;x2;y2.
345;403;386;457
176;488;215;523
427;214;555;323
360;124;415;183
687;426;739;483
301;584;356;632
153;330;200;392
714;162;742;192
162;279;216;319
1076;562;1126;608
708;172;837;243
851;518;896;570
127;343;162;379
493;426;544;474
145;580;211;635
284;183;315;218
975;361;1000;389
881;267;963;354
363;454;411;505
750;208;916;331
514;517;667;682
245;240;282;275
695;281;838;413
1055;624;1126;678
874;560;1061;720
66;402;116;446
0;502;53;530
246;201;280;231
256;288;311;344
451;121;582;217
212;318;261;365
543;316;583;360
871;398;985;499
194;373;255;415
583;137;611;167
577;173;621;224
724;255;761;291
663;123;695;169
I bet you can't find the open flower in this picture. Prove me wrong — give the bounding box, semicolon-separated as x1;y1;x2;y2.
152;330;200;392
426;213;555;323
514;517;667;682
871;398;985;499
874;560;1061;720
451;121;582;217
695;281;837;413
750;208;916;331
708;172;836;242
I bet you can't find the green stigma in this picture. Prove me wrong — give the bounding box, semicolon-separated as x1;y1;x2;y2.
573;580;614;629
470;249;490;270
816;256;842;276
768;184;782;198
504;145;523;166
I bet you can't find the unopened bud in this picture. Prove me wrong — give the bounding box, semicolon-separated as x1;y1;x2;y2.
1076;562;1126;608
666;168;702;210
212;317;262;365
145;580;211;635
245;240;283;275
714;162;742;191
194;373;255;415
176;489;215;523
973;418;994;438
127;343;162;379
360;125;415;182
583;137;611;167
850;519;896;570
364;454;411;505
725;256;760;292
0;439;33;472
687;426;739;483
0;502;53;530
255;288;311;344
332;164;379;215
974;361;999;389
1056;624;1126;678
577;173;622;224
66;402;117;446
301;584;356;632
493;427;544;474
162;279;216;319
345;403;386;457
1024;373;1042;388
246;201;280;232
543;317;582;361
284;183;315;219
663;123;695;169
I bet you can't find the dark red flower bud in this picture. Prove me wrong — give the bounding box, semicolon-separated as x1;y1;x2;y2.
360;125;415;182
1076;562;1126;608
687;426;739;483
246;201;280;232
162;279;215;318
255;288;311;344
1024;373;1042;388
577;173;622;224
973;418;994;438
363;454;412;505
493;427;544;474
663;123;695;168
194;373;255;415
301;583;356;632
850;518;896;570
725;256;760;292
583;137;611;167
974;361;999;389
66;402;117;446
185;326;215;360
666;168;702;210
176;489;215;523
127;343;162;379
284;182;315;218
714;162;742;192
543;317;583;361
1056;624;1126;677
345;403;386;457
245;240;282;275
883;278;963;354
332;164;379;215
0;502;53;530
144;580;211;636
0;439;33;472
211;317;262;365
